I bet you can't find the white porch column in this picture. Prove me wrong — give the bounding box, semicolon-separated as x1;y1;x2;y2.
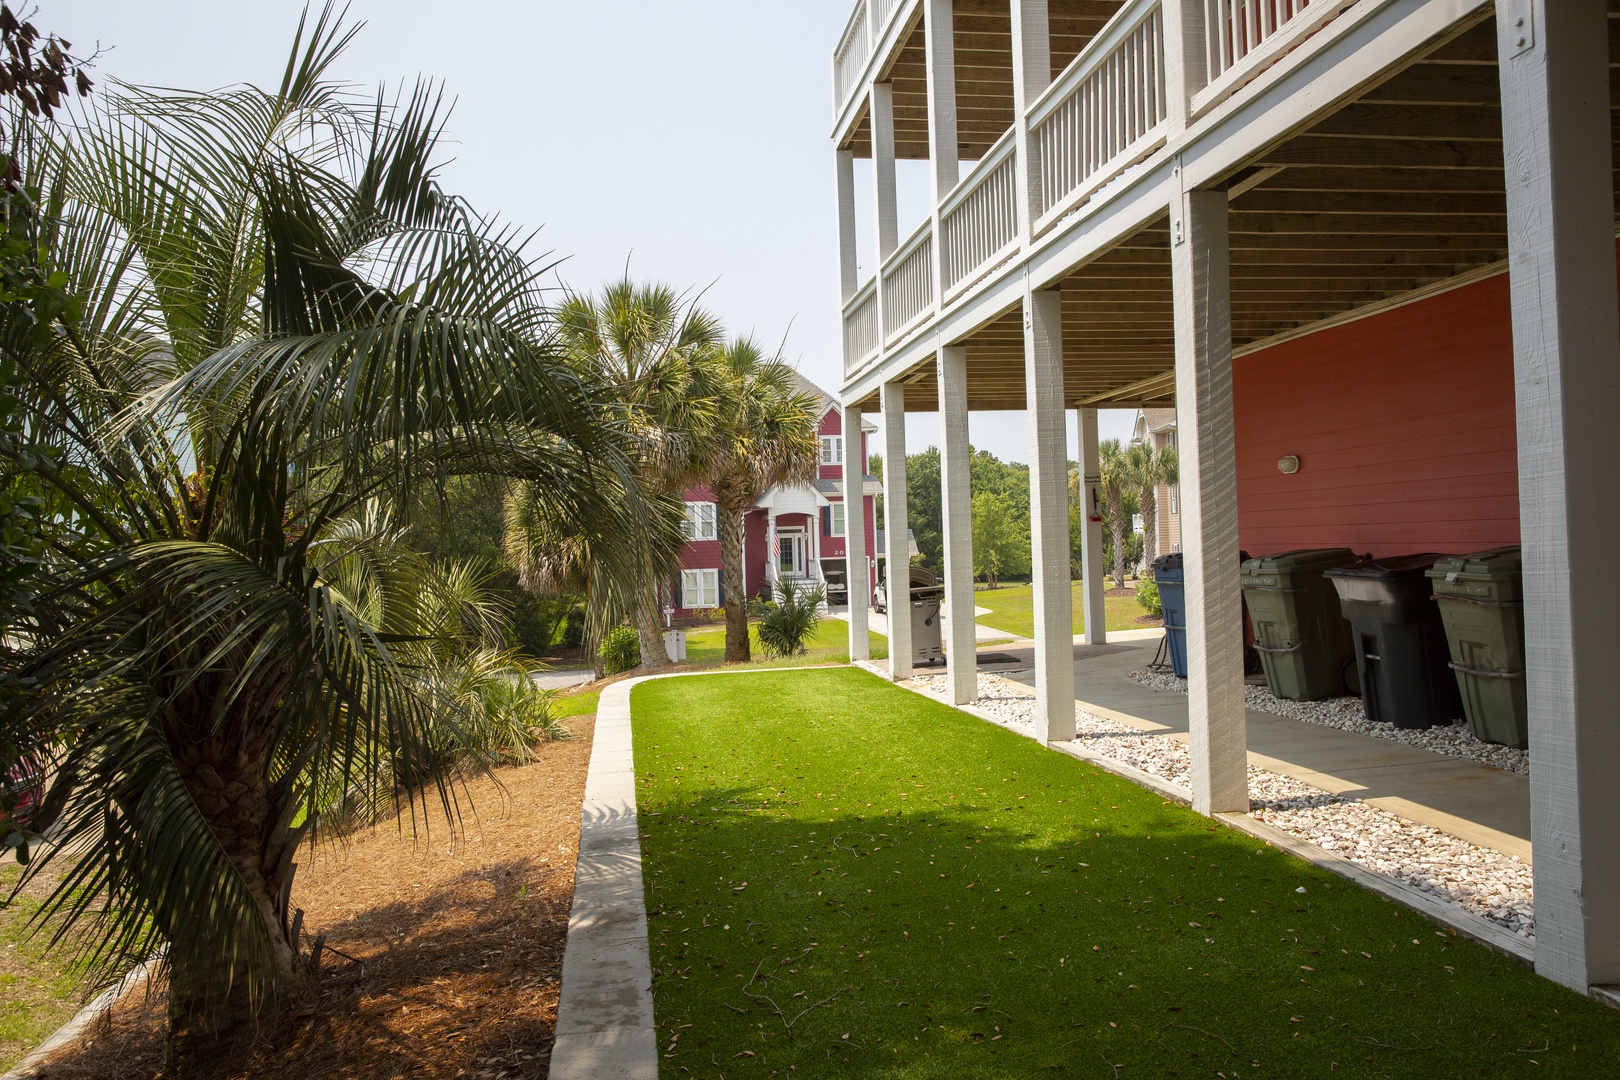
767;512;779;592
836;148;859;303
1497;0;1620;994
843;404;871;661
1025;283;1076;742
871;83;899;261
1171;184;1247;816
880;380;913;679
1160;0;1208;136
937;343;977;704
1010;0;1051;242
925;0;959;301
1077;406;1107;646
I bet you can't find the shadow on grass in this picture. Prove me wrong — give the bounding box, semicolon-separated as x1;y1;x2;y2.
633;669;1619;1079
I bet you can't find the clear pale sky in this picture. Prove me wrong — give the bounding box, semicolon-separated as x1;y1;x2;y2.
56;0;1138;462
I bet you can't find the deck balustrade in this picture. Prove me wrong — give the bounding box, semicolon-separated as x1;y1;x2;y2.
939;130;1019;296
1029;2;1166;226
842;281;880;376
833;4;870;109
881;224;935;341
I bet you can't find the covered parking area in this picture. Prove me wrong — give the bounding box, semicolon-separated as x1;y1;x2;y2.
841;3;1620;997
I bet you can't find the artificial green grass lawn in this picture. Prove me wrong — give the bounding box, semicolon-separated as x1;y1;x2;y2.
633;669;1619;1078
976;582;1152;639
684;619;888;668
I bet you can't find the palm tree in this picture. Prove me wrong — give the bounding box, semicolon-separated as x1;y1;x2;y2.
698;340;819;662
1098;438;1133;589
553;279;725;668
2;8;647;1067
1134;441;1179;572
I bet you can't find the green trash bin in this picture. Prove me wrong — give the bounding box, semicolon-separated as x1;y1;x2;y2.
1241;548;1358;701
1426;547;1527;749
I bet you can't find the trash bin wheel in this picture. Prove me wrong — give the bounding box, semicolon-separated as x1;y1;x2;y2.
1340;656;1361;697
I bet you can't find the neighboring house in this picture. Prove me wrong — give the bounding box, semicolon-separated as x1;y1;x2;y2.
1131;408;1181;561
668;373;885;616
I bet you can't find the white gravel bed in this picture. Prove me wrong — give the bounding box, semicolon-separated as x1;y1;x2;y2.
905;671;1535;938
1127;669;1529;774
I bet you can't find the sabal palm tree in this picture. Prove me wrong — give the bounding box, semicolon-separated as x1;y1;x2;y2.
2;8;646;1067
1098;438;1132;589
553;279;724;667
1133;441;1179;571
699;340;819;662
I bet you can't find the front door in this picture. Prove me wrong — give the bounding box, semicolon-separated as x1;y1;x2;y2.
778;529;806;578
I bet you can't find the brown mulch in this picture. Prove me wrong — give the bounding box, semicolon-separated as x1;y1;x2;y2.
1104;586;1136;597
33;715;596;1080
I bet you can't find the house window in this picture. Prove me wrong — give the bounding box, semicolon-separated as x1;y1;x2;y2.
819;435;844;466
828;501;846;537
681;501;717;541
1170;483;1180;515
681;568;719;609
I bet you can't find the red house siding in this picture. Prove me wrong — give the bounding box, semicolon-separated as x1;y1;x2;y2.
1234;273;1522;557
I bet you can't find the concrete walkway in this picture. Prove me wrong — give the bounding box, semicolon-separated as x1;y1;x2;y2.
990;634;1532;863
532;668;594;691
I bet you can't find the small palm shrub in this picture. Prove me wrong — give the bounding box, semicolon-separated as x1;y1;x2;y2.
562;607;585;648
1137;575;1162;618
755;579;826;658
601;625;642;674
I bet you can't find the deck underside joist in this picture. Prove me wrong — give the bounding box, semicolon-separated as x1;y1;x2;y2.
849;11;1620;416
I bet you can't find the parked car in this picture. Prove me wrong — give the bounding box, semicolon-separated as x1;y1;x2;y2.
1;754;44;830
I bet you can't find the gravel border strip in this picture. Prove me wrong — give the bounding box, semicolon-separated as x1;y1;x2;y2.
897;670;1537;951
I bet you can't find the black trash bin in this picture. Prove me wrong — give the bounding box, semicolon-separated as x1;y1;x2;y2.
1324;554;1462;729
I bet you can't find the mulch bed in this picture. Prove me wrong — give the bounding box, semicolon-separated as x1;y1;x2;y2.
30;715;596;1080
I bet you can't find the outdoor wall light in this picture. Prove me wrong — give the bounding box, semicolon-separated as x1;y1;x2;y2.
1278;455;1301;474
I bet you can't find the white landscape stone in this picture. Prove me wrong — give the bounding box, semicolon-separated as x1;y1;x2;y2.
906;671;1536;939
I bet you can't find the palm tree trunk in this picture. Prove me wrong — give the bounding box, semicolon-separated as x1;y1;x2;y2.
1140;485;1158;573
715;484;752;663
1107;491;1127;590
633;585;670;669
167;744;302;1072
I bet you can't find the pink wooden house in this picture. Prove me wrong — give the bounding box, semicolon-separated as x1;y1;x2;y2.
669;374;884;616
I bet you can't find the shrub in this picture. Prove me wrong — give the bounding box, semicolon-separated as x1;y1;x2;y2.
1137;575;1162;618
756;579;826;658
600;625;641;674
562;607;585;648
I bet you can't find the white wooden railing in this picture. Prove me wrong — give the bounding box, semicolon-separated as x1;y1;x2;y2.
833;3;871;110
939;129;1019;296
871;0;901;35
881;222;934;341
1029;2;1167;226
843;280;880;375
1194;0;1347;113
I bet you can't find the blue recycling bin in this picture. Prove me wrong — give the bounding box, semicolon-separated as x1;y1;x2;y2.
1152;553;1188;678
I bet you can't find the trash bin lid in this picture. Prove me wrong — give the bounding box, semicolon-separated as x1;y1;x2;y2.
1241;548;1356;575
1323;553;1448;580
1152;552;1182;574
1425;546;1522;582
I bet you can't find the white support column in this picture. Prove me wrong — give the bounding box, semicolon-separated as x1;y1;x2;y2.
937;343;977;704
871;82;899;261
925;0;959;301
1010;0;1051;242
836;148;859;303
843;404;871;662
881;380;913;679
1025;283;1075;743
1497;0;1620;995
1160;0;1208;136
1171;182;1247;817
768;512;779;592
1077;406;1107;646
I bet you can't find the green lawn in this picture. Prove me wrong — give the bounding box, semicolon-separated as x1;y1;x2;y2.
633;669;1619;1078
975;581;1152;639
684;619;888;669
0;863;84;1072
552;687;600;720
